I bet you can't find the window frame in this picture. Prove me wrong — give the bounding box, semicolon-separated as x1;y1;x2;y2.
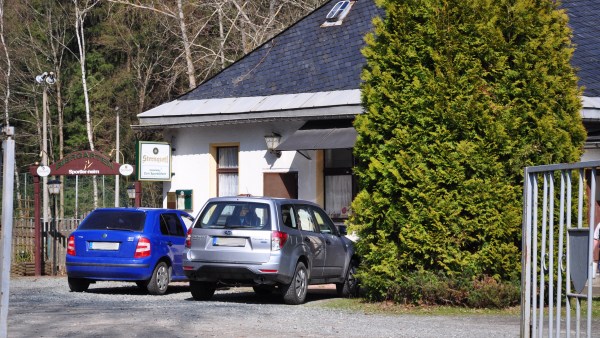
216;146;239;197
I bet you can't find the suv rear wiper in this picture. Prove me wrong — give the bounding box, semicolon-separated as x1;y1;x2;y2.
225;225;257;229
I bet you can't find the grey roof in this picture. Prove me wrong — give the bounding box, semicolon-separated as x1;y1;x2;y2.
136;0;600;130
179;0;599;100
563;0;600;97
180;0;383;101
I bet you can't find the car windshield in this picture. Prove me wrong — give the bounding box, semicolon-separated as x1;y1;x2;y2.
195;202;270;229
78;210;146;232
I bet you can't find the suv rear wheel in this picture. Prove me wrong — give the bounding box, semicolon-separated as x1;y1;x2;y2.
282;262;308;305
190;281;216;300
336;261;359;297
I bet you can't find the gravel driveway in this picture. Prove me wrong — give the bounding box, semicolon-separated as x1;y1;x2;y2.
7;276;520;337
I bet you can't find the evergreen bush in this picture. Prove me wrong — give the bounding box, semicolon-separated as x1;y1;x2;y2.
351;0;585;307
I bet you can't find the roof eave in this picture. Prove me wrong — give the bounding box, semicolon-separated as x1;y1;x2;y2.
133;105;362;130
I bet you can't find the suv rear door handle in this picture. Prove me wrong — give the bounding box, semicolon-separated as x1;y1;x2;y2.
304;237;311;243
166;241;173;246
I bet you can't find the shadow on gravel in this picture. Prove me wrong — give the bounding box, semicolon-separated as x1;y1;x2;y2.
184;285;341;305
84;283;190;295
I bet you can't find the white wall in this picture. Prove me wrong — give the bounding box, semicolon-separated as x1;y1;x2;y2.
162;121;317;215
582;148;600;162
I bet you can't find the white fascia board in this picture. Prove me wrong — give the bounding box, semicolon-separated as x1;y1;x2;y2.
134;106;361;129
137;90;361;118
582;96;600;120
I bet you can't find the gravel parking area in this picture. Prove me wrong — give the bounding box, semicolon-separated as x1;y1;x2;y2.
7;276;520;338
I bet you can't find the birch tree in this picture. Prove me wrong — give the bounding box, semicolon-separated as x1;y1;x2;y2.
0;0;10;127
73;0;100;207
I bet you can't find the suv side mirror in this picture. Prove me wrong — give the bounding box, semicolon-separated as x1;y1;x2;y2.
337;224;347;236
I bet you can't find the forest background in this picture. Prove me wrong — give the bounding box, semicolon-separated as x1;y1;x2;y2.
0;0;328;219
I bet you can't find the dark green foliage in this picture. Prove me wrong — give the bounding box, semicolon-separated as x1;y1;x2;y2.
351;0;586;306
379;270;519;308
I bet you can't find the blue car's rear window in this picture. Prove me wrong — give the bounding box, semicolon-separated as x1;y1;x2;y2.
78;210;146;231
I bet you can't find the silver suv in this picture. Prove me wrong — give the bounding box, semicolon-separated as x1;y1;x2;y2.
183;196;359;304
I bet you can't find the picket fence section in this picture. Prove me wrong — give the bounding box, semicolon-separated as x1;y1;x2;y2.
10;217;81;276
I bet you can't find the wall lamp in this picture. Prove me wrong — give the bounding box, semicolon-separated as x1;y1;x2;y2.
127;184;136;200
264;132;281;158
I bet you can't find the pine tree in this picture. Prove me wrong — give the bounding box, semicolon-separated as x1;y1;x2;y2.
351;0;586;300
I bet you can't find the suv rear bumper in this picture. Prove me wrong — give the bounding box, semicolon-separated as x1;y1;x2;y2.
184;263;292;285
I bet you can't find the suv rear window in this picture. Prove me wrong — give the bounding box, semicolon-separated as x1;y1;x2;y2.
78;210;146;231
195;202;270;229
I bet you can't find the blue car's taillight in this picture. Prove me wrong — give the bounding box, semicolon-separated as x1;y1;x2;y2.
67;235;76;256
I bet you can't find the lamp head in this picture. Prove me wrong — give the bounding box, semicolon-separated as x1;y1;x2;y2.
35;72;48;84
264;133;282;158
47;179;61;195
127;184;136;199
45;72;56;85
35;72;56;85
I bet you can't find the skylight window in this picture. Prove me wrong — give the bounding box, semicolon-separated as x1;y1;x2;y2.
321;0;355;27
326;1;350;21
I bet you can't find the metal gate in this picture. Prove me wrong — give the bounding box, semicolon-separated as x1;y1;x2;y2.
521;161;597;337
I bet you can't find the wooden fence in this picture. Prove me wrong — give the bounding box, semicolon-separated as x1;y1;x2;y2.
10;217;81;276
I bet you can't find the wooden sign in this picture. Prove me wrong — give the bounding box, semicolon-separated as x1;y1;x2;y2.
30;150;131;176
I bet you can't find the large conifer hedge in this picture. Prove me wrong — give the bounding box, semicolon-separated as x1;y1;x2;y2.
351;0;586;301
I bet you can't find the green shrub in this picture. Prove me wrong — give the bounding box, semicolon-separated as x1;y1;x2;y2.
361;270;520;308
466;275;520;308
351;0;585;306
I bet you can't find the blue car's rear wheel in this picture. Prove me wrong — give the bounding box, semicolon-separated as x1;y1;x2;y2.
147;262;170;295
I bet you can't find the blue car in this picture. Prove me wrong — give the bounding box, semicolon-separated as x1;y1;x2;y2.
66;208;194;295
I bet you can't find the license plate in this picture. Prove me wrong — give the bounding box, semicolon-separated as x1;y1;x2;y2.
212;237;245;247
89;241;120;250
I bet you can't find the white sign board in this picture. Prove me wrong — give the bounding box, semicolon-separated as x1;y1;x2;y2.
119;163;134;176
137;142;171;181
36;165;51;177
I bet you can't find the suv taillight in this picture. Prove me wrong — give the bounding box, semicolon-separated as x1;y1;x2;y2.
67;235;76;256
271;231;288;251
134;237;151;258
185;228;193;248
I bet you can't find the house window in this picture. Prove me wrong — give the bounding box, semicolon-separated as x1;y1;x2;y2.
217;146;238;196
326;1;350;21
321;0;354;27
324;149;356;220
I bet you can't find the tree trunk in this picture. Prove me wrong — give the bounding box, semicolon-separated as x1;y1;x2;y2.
176;0;196;89
74;0;99;208
218;3;226;69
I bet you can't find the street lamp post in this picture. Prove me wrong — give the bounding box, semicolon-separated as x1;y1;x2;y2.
35;71;56;265
48;179;61;276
